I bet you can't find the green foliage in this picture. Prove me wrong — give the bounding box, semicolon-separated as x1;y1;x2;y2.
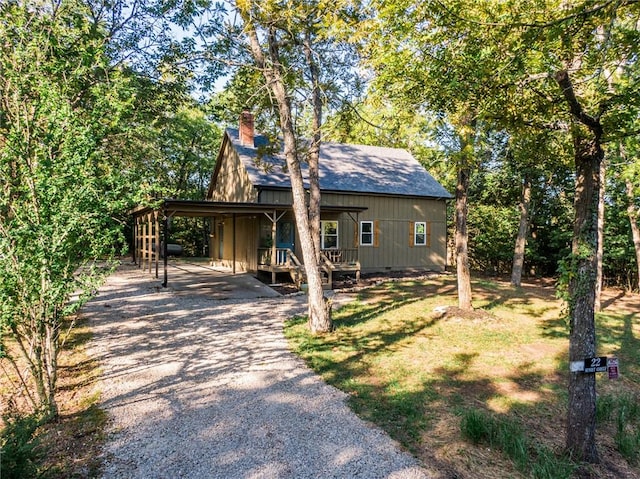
467;204;519;274
597;393;640;465
0;0;141;416
615;424;640;466
0;414;41;479
153;106;221;200
459;408;491;444
602;144;640;291
460;409;576;479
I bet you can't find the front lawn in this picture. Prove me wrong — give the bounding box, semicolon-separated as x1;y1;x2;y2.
284;275;640;479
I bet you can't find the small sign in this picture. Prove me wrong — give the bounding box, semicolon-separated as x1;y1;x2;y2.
570;361;585;373
608;357;619;379
584;356;608;373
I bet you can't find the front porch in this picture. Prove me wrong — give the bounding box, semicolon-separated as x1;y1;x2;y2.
131;199;366;290
257;247;361;289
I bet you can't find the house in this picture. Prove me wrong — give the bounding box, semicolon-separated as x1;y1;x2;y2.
204;112;453;286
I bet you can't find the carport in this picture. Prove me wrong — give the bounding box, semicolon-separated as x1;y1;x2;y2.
130;199;366;288
155;261;281;299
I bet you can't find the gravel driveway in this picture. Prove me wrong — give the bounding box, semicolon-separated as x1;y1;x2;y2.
85;263;432;479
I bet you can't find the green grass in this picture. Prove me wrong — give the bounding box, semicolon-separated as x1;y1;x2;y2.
460;408;576;479
285;276;640;478
596;392;640;465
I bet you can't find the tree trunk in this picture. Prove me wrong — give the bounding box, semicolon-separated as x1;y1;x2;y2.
565;132;601;463
555;68;602;464
511;173;531;287
241;18;331;333
455;115;474;310
625;177;640;291
304;32;322;265
455;165;472;310
595;159;605;311
303;31;332;332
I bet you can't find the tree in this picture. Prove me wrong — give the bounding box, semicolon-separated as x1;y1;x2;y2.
518;4;638;462
363;0;640;462
0;0;191;417
236;1;334;332
0;0;140;417
595;157;606;311
511;171;532;287
619;140;640;291
503;130;573;285
182;0;360;332
362;0;516;310
624;174;640;290
452;114;477;309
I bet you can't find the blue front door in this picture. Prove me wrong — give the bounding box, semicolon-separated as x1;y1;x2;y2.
276;221;294;250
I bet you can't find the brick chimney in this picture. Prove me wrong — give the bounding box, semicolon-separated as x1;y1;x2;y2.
239;110;254;147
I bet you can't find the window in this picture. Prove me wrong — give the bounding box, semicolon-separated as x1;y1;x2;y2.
414;222;427;246
321;221;338;249
360;221;374;246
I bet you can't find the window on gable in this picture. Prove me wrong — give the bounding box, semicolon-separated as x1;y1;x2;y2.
414;222;427;246
321;221;338;249
360;221;374;246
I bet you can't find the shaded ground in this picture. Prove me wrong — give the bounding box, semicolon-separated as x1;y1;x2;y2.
18;267;639;478
82;263;433;478
285;275;640;479
265;270;448;295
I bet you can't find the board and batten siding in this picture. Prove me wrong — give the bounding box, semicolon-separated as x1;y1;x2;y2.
258;189;448;273
325;192;447;272
209;142;258;203
212;216;259;272
256;189;290;205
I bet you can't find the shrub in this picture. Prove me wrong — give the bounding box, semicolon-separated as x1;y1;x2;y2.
0;414;41;479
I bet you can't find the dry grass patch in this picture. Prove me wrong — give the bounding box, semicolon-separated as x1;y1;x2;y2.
285;275;640;479
1;317;106;478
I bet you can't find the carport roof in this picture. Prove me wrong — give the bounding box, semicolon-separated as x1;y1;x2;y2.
131;199;367;218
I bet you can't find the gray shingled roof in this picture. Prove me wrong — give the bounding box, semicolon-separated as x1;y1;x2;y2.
226;128;453;199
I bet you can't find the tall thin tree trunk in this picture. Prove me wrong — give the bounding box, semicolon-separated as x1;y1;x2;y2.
595;159;605;311
511;173;531;287
455;116;474;310
556;68;602;464
625;177;640;291
241;18;331;333
304;32;322;264
303;30;332;331
455;165;472;310
565;132;601;463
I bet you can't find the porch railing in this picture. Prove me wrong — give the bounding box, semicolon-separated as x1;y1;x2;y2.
321;248;359;265
258;248;293;266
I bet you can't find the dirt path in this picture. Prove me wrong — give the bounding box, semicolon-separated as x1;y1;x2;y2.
85;264;432;478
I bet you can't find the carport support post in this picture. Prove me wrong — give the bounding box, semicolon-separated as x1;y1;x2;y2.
132;215;137;265
147;211;153;274
232;213;236;274
162;208;168;288
154;210;160;279
271;210;277;284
